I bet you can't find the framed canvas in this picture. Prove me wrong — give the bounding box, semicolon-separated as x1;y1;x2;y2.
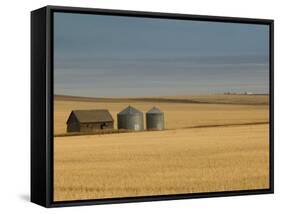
31;5;274;207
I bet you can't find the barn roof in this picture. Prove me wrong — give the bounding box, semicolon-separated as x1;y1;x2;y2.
118;105;143;115
146;107;163;114
67;109;113;124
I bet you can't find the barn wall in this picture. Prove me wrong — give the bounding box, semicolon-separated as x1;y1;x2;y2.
80;123;99;132
80;122;114;132
103;122;114;129
67;122;80;132
67;114;80;132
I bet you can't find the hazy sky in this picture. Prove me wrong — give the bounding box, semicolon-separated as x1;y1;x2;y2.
54;12;269;97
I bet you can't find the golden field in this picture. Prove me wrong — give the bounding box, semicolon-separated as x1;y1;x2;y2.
53;94;270;201
54;94;269;135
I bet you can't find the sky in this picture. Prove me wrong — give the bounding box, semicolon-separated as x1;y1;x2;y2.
54;12;270;97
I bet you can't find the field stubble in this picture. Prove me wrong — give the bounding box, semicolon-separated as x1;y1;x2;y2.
54;95;269;201
54;124;269;201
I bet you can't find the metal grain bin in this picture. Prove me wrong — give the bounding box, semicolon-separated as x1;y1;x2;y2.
146;107;164;130
117;106;144;131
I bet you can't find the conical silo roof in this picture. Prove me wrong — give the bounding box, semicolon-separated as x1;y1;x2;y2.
146;107;163;114
118;105;142;115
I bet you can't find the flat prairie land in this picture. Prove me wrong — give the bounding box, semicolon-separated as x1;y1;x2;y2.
54;94;269;135
53;94;270;201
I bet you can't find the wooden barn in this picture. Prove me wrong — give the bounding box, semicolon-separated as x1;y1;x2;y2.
66;109;114;133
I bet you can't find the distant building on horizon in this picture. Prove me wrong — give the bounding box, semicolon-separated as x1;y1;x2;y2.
224;91;254;95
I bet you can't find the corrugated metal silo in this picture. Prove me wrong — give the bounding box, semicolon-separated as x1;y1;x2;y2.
146;107;164;130
117;106;144;131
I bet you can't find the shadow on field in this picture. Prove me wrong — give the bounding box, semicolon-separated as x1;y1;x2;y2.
18;194;30;202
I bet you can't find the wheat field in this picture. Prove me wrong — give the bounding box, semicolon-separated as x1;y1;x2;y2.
54;95;269;135
53;95;270;201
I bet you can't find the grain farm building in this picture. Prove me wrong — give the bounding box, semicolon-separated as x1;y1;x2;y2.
66;109;114;132
117;106;144;131
146;107;164;130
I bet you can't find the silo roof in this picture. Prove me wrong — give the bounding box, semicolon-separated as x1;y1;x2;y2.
146;107;163;114
118;105;143;115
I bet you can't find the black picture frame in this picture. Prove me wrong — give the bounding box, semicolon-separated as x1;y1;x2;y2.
31;5;274;208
